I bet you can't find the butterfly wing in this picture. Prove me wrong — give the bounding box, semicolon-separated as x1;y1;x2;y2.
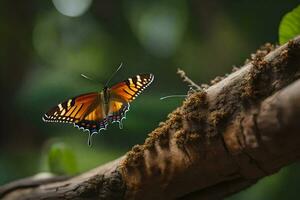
109;74;154;102
42;92;108;133
74;103;108;134
107;74;154;127
42;74;154;145
107;99;129;129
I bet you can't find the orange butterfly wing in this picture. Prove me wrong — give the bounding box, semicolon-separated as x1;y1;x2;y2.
110;74;154;102
107;74;154;128
42;92;108;133
106;99;129;129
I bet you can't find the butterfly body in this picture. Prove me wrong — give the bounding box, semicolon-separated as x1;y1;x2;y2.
43;74;154;145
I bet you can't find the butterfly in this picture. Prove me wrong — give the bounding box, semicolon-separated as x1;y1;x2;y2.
42;73;154;146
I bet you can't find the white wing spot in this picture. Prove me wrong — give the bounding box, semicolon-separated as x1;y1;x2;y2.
58;104;63;111
129;78;133;85
61;109;66;115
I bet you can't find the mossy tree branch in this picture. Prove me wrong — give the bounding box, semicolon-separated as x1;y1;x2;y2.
1;36;300;200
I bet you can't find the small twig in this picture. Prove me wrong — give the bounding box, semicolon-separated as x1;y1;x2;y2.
177;68;202;91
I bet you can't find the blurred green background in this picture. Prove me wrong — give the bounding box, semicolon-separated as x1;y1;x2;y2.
1;0;300;199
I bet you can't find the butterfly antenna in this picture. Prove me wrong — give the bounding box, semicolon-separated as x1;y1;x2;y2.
81;74;101;84
160;95;187;100
105;62;123;87
81;74;93;81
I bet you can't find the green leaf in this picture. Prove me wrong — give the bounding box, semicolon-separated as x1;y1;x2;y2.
279;5;300;44
48;142;78;175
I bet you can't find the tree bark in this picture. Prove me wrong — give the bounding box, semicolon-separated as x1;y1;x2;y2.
1;36;300;200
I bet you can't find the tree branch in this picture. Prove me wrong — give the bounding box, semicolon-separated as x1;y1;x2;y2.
1;36;300;200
